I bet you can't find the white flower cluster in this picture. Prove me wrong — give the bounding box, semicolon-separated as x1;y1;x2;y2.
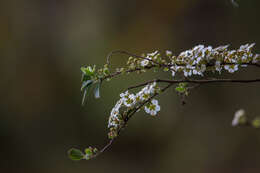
170;43;259;77
140;51;160;67
108;82;160;129
144;99;160;116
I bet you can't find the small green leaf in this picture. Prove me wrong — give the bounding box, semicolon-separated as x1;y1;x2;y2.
85;148;93;156
82;87;89;106
94;82;101;99
175;83;188;93
81;65;96;76
82;74;91;81
252;117;260;128
81;80;93;106
175;86;185;93
163;67;169;72
93;148;98;153
68;148;84;161
81;80;93;91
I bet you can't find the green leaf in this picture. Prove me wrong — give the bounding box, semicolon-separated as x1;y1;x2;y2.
81;66;94;81
252;117;260;128
68;148;84;161
82;87;90;106
81;80;93;105
175;86;185;93
81;66;95;76
85;148;93;156
175;83;188;93
81;80;93;91
93;148;98;153
82;74;91;81
94;82;101;99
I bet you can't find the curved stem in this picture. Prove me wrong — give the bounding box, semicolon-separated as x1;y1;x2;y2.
106;50;162;66
92;83;174;158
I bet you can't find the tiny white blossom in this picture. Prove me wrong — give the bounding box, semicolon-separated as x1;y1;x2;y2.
140;59;149;67
111;108;119;117
193;69;198;75
215;61;222;72
239;44;249;51
171;70;176;77
239;43;255;52
224;65;238;73
123;94;136;107
253;54;260;63
148;51;159;57
120;91;129;98
183;69;192;77
144;99;160;116
232;109;245;126
166;50;172;56
193;45;204;51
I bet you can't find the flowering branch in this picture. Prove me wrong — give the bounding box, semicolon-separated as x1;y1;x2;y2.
68;43;260;161
89;83;173;159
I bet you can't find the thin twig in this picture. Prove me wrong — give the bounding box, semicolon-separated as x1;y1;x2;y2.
127;78;260;90
100;64;159;82
157;78;260;84
106;50;162;66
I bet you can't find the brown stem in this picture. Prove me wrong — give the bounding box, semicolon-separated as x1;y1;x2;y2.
106;50;162;66
127;78;260;90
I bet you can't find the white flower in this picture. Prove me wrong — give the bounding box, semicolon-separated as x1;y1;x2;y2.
239;44;249;51
135;92;143;102
183;69;192;77
108;110;121;128
120;91;129;98
123;94;136;107
144;99;160;116
166;50;172;56
179;50;192;57
171;65;181;75
215;61;222;72
148;82;156;94
239;43;255;52
205;46;213;52
140;59;149;67
111;108;119;117
214;45;229;52
248;43;255;50
252;54;260;63
192;69;198;75
171;70;176;77
224;65;238;73
110;98;123;117
232;109;245;126
139;82;157;96
147;51;159;57
193;45;204;51
241;55;248;61
108;116;120;128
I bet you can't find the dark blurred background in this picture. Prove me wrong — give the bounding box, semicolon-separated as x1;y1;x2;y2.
1;0;260;172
